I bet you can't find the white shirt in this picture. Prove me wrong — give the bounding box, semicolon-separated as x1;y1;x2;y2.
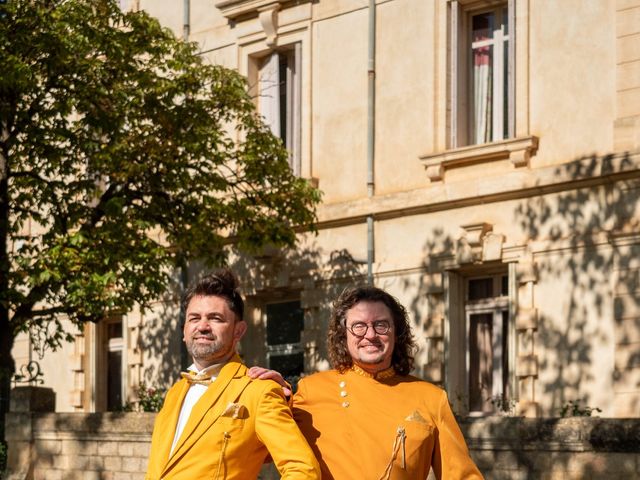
169;362;224;456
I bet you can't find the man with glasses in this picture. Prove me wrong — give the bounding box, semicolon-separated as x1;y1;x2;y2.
291;286;483;479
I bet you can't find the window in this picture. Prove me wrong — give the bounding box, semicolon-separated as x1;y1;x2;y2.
258;45;302;175
423;0;534;180
106;319;124;411
95;317;125;412
465;274;510;414
452;1;513;147
265;301;304;383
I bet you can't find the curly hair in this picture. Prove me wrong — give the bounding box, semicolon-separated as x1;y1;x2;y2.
327;286;416;376
181;268;244;321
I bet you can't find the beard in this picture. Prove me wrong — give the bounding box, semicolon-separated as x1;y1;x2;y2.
185;335;234;363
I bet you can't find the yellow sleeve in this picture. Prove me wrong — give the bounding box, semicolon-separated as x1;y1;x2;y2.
291;376;306;412
431;390;484;479
255;382;321;479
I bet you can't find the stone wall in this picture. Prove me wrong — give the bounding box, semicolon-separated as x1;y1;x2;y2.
5;412;154;480
5;413;640;479
461;417;640;479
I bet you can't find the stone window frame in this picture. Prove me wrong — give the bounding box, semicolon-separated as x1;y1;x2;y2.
73;314;140;412
264;299;306;380
464;271;511;415
454;0;513;147
255;44;303;176
235;8;314;182
426;0;535;182
424;223;539;417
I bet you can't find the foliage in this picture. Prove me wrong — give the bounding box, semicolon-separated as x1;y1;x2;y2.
0;0;319;445
0;440;5;477
489;394;517;415
123;382;165;412
0;0;319;349
559;400;602;418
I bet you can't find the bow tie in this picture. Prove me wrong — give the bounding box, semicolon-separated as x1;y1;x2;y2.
181;371;213;385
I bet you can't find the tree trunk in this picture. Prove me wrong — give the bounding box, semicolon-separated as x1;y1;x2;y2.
0;313;14;471
1;112;14;470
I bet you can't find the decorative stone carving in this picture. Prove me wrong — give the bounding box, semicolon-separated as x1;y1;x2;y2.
462;222;493;248
258;5;279;47
457;222;493;263
482;233;504;261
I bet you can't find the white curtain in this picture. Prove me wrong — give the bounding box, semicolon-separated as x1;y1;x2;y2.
259;52;280;137
473;45;493;144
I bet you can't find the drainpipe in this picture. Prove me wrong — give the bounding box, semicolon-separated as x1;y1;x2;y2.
366;0;376;285
180;3;191;371
183;0;190;40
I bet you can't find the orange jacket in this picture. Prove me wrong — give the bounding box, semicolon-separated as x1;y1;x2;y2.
146;355;320;479
293;367;483;480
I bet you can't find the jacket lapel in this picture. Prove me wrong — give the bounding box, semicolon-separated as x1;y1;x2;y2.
161;355;250;476
150;378;190;476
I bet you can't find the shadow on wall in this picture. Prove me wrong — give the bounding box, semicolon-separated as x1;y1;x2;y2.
139;272;186;391
5;411;154;478
230;243;366;371
401;152;640;476
461;416;640;479
511;153;640;417
136;245;365;396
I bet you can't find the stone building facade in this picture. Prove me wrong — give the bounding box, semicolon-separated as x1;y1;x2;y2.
10;0;640;424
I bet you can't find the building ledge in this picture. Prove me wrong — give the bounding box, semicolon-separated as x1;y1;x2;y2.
314;151;640;229
420;136;539;182
215;0;309;20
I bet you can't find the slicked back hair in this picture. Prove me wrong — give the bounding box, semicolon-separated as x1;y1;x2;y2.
327;286;416;375
181;269;244;322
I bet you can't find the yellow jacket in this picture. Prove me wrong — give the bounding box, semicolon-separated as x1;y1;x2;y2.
146;355;320;479
293;367;483;480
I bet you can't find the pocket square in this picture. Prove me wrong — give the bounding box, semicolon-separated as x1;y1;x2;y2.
221;402;246;419
405;410;428;424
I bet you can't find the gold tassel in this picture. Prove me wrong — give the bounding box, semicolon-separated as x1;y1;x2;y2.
214;432;231;480
378;426;407;480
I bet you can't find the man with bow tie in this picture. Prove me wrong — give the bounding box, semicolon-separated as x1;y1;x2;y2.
145;269;320;480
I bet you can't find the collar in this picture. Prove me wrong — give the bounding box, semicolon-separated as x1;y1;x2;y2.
351;364;396;380
187;361;226;377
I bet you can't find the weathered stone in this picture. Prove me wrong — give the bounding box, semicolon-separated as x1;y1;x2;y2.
6;413;640;479
10;387;55;413
104;455;122;472
587;419;640;452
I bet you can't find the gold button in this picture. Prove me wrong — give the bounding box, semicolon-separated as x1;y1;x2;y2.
342;401;350;408
339;381;346;388
340;390;348;397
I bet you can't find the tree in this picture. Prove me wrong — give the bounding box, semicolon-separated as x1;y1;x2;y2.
0;0;320;458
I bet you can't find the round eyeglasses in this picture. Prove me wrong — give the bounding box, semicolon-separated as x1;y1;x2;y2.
347;320;391;337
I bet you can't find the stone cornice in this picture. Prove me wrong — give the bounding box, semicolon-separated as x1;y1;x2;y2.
215;0;310;20
420;136;539;182
315;151;640;229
